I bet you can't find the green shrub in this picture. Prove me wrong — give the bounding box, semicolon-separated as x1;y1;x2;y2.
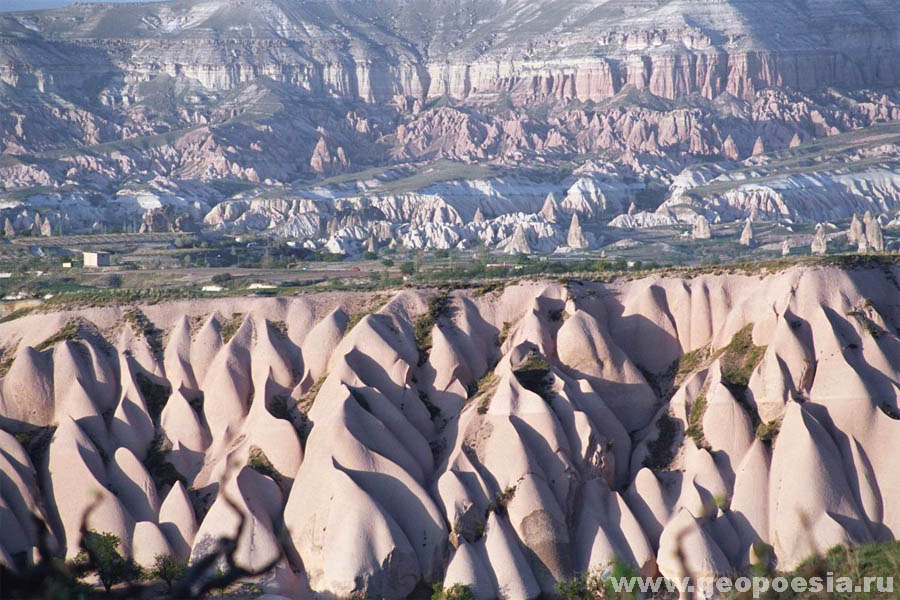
756;419;781;445
431;582;475;600
247;446;279;480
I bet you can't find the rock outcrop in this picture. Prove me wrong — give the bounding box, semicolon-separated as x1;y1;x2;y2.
566;213;589;249
866;215;885;252
692;215;712;240
739;219;755;247
811;223;828;254
849;213;864;246
1;266;900;594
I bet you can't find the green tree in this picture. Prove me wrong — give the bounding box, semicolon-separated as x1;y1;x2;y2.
76;530;142;593
400;261;415;276
150;553;187;592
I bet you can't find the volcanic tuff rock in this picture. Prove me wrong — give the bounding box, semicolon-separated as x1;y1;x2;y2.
739;219;755;247
566;213;590;250
692;214;712;240
3;0;900;252
811;223;828;254
1;265;900;596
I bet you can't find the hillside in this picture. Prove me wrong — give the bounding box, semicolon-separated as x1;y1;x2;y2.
1;263;899;596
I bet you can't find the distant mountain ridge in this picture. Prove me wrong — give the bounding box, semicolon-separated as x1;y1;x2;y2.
2;0;900;251
3;0;900;103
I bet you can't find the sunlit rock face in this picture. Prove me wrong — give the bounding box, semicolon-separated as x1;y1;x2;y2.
2;264;900;595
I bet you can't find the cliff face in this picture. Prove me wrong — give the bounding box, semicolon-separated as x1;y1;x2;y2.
3;0;900;104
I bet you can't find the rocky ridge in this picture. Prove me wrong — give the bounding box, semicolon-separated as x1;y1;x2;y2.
1;264;899;597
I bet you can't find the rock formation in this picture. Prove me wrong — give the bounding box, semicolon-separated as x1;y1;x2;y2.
866;217;885;252
848;213;864;246
739;219;755;247
811;223;828;254
692;215;712;240
507;223;532;255
0;0;897;250
566;213;589;250
0;266;899;596
722;135;740;160
751;137;766;156
540;194;559;223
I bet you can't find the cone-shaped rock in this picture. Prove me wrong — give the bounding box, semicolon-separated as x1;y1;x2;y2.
508;224;532;255
692;215;712;240
739;219;755;247
865;216;884;252
567;213;589;249
539;194;558;223
751;136;766;156
722;135;739;160
810;223;827;255
848;213;864;246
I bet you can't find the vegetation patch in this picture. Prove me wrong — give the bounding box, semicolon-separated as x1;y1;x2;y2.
686;393;710;449
267;319;289;339
345;310;371;332
723;540;900;599
756;419;782;446
471;281;506;297
219;312;244;344
247;446;280;481
150;553;187;592
497;321;511;347
11;425;56;469
75;530;143;593
302;375;326;404
414;292;451;365
513;352;554;401
35;318;84;352
0;345;17;377
644;412;679;471
847;309;882;338
123;308;163;357
676;344;710;377
556;559;643;600
431;582;476;600
487;485;517;517
717;324;767;388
